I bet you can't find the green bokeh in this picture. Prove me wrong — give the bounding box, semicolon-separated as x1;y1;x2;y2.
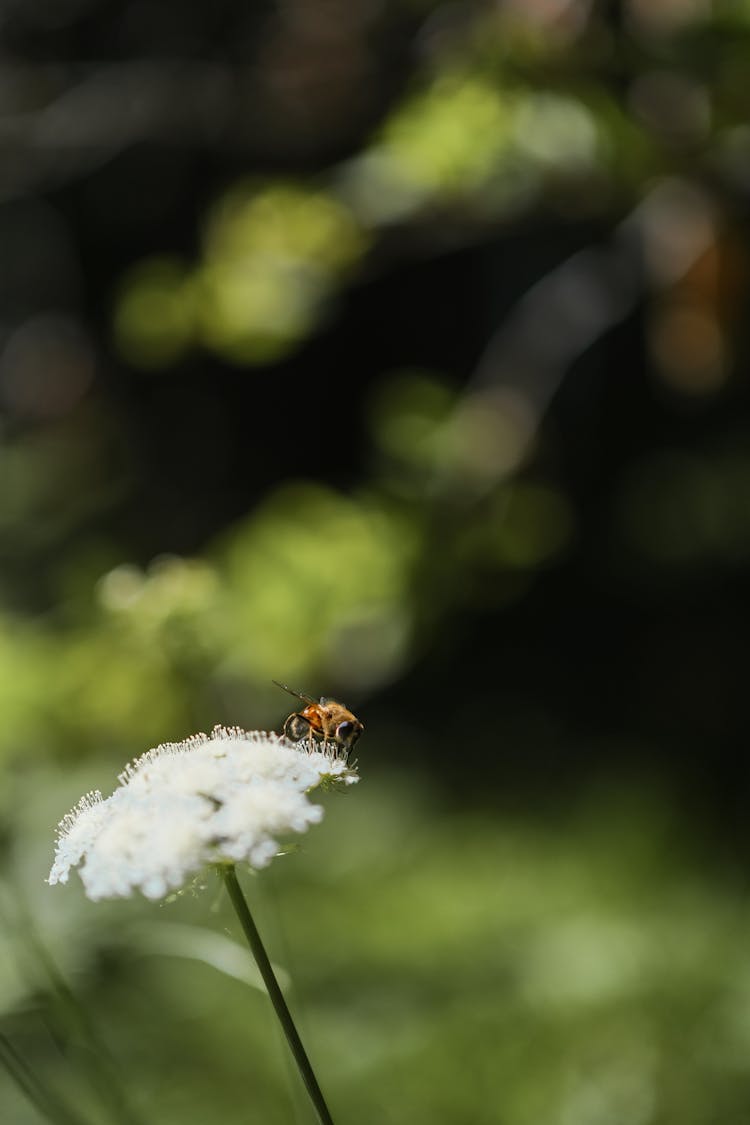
4;774;750;1125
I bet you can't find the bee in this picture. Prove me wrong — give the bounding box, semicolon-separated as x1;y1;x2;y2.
273;680;364;753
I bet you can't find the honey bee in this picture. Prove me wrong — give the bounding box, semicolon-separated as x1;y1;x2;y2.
273;681;364;753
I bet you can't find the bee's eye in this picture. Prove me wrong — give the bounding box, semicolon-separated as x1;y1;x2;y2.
336;721;359;745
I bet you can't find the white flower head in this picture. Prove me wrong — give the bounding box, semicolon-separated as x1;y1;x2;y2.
49;727;358;901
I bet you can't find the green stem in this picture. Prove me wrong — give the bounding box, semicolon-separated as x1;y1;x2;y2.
221;865;335;1125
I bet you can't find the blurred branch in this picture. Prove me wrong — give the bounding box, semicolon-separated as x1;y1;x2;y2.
458;179;719;488
0;60;234;198
401;179;720;642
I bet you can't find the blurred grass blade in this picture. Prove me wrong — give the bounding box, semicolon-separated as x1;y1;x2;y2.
128;921;290;991
0;1032;89;1125
20;920;146;1125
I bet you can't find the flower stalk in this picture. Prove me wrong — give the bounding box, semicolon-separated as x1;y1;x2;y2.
221;865;335;1125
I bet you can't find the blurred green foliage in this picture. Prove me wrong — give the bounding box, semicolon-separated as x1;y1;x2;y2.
116;183;366;367
0;366;574;763
4;775;750;1124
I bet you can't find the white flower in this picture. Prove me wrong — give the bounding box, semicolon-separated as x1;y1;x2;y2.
48;727;358;901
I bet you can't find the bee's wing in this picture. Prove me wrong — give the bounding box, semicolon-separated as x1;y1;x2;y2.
272;680;318;705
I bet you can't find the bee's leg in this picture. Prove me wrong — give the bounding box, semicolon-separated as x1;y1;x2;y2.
283;713;312;742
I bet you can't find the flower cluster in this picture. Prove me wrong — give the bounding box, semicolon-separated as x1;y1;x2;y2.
48;727;357;901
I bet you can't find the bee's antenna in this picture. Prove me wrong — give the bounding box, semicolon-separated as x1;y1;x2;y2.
272;680;317;704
